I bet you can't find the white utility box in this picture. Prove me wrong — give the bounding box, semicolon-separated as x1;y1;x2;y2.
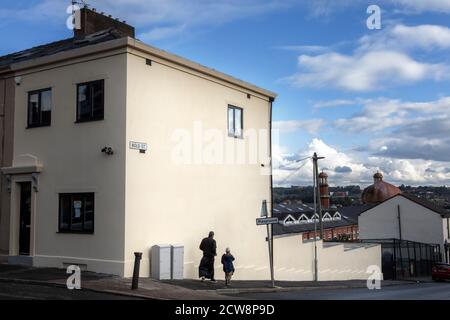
171;244;184;280
151;244;171;280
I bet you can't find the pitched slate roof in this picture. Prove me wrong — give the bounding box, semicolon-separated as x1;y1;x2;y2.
358;192;449;217
0;28;126;71
401;193;449;216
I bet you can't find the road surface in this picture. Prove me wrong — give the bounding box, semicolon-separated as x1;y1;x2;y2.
227;282;450;300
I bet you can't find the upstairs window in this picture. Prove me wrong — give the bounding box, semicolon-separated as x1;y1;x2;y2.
27;88;52;128
59;193;94;234
77;80;104;122
228;105;243;138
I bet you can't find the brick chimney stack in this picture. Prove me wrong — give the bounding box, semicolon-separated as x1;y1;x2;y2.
74;7;135;38
319;171;330;209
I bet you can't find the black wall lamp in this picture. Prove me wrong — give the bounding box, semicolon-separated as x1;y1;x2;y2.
101;146;114;155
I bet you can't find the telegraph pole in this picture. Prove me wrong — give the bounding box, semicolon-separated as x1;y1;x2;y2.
312;153;325;239
312;165;318;281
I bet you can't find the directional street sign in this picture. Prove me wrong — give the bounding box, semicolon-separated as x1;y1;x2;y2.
256;217;279;226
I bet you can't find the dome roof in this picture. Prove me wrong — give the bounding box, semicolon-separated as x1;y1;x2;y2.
361;173;401;204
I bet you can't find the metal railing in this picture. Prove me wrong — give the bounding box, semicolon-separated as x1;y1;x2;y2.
360;238;441;280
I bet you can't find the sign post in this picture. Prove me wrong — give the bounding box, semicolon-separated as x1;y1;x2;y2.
257;200;277;288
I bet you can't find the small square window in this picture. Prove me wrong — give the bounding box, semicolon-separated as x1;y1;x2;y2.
227;105;243;138
76;80;104;122
59;193;94;234
27;88;52;128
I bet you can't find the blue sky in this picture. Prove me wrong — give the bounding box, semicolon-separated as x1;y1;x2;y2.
2;0;450;187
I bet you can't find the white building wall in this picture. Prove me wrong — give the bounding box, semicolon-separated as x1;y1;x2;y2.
274;235;381;281
11;52;128;275
359;196;446;253
444;217;450;243
124;50;273;279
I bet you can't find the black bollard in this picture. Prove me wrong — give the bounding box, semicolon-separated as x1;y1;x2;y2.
131;252;143;290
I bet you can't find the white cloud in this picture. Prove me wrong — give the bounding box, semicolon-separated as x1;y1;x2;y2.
288;50;446;91
306;0;450;15
334;96;450;133
391;0;450;13
1;0;295;40
273;119;324;134
273;139;370;187
276;45;329;54
286;22;450;92
273;139;450;187
88;0;296;42
312;99;363;108
0;0;66;21
359;24;450;52
139;24;187;42
96;0;293;26
331;96;450;162
305;0;360;17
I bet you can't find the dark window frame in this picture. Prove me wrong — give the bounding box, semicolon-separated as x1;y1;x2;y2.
27;88;52;128
76;79;105;123
58;193;95;234
227;105;243;139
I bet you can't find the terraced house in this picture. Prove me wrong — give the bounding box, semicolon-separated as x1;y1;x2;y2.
0;8;277;279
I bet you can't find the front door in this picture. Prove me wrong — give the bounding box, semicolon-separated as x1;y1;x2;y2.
19;182;32;256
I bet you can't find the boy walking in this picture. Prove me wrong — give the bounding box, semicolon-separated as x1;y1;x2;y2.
221;248;235;286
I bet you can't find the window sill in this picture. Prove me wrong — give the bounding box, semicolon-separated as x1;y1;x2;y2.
75;117;104;124
57;231;94;235
26;124;51;129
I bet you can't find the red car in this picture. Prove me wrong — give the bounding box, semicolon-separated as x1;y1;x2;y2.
432;263;450;281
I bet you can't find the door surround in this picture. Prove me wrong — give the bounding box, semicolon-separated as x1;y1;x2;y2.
8;174;37;258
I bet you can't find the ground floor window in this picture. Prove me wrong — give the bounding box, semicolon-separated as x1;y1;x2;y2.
59;193;94;233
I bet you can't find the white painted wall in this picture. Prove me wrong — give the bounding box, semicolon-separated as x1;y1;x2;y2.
274;235;381;281
124;50;273;279
11;51;128;274
359;195;446;254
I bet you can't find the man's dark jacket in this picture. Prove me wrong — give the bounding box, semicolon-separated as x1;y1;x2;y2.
199;237;217;258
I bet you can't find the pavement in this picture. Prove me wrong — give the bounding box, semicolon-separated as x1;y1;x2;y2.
0;263;235;300
162;278;418;294
0;263;428;300
0;281;142;300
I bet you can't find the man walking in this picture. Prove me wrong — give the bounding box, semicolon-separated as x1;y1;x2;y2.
199;231;217;282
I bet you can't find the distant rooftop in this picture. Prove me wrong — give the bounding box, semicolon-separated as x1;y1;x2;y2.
272;203;372;236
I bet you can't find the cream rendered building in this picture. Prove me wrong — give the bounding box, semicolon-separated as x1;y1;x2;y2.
1;9;383;281
0;10;277;279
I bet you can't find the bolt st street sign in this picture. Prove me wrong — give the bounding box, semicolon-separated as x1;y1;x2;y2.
129;141;148;151
256;217;279;225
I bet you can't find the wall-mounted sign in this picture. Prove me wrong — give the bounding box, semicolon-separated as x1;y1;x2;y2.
129;141;148;151
256;217;279;225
